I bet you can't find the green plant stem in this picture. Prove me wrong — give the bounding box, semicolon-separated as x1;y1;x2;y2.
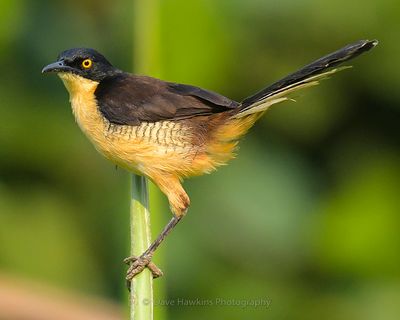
133;0;162;77
130;175;153;320
130;174;153;320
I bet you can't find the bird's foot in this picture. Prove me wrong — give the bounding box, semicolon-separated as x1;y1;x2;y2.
124;254;163;282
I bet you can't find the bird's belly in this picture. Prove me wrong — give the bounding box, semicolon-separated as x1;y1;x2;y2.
95;120;198;174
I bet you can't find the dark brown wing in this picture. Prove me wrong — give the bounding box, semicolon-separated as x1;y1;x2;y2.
95;74;239;126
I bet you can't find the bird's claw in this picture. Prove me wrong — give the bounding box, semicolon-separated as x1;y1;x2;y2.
125;254;163;284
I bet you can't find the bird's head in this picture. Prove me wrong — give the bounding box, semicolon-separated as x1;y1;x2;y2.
42;48;120;92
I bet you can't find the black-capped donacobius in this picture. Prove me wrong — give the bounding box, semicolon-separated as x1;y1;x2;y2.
42;39;377;281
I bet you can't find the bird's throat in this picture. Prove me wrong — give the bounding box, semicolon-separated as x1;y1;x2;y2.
58;73;105;143
58;73;99;97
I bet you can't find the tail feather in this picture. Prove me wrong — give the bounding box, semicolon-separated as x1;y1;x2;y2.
233;39;378;118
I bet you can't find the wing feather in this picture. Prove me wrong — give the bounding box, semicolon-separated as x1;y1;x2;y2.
95;74;238;125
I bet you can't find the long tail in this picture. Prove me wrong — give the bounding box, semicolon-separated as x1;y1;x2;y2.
233;39;378;118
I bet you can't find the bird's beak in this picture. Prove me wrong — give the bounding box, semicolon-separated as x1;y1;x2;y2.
42;60;72;74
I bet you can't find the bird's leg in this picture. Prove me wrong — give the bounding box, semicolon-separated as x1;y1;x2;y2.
125;174;189;282
125;215;183;281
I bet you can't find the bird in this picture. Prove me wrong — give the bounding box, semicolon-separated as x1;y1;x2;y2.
42;39;377;281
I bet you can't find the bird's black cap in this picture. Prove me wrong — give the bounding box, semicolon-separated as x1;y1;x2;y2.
42;48;120;81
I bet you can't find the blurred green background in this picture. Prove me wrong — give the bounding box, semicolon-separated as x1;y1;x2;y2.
0;0;399;319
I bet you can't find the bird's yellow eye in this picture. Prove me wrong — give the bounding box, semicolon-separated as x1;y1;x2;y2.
82;58;92;69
